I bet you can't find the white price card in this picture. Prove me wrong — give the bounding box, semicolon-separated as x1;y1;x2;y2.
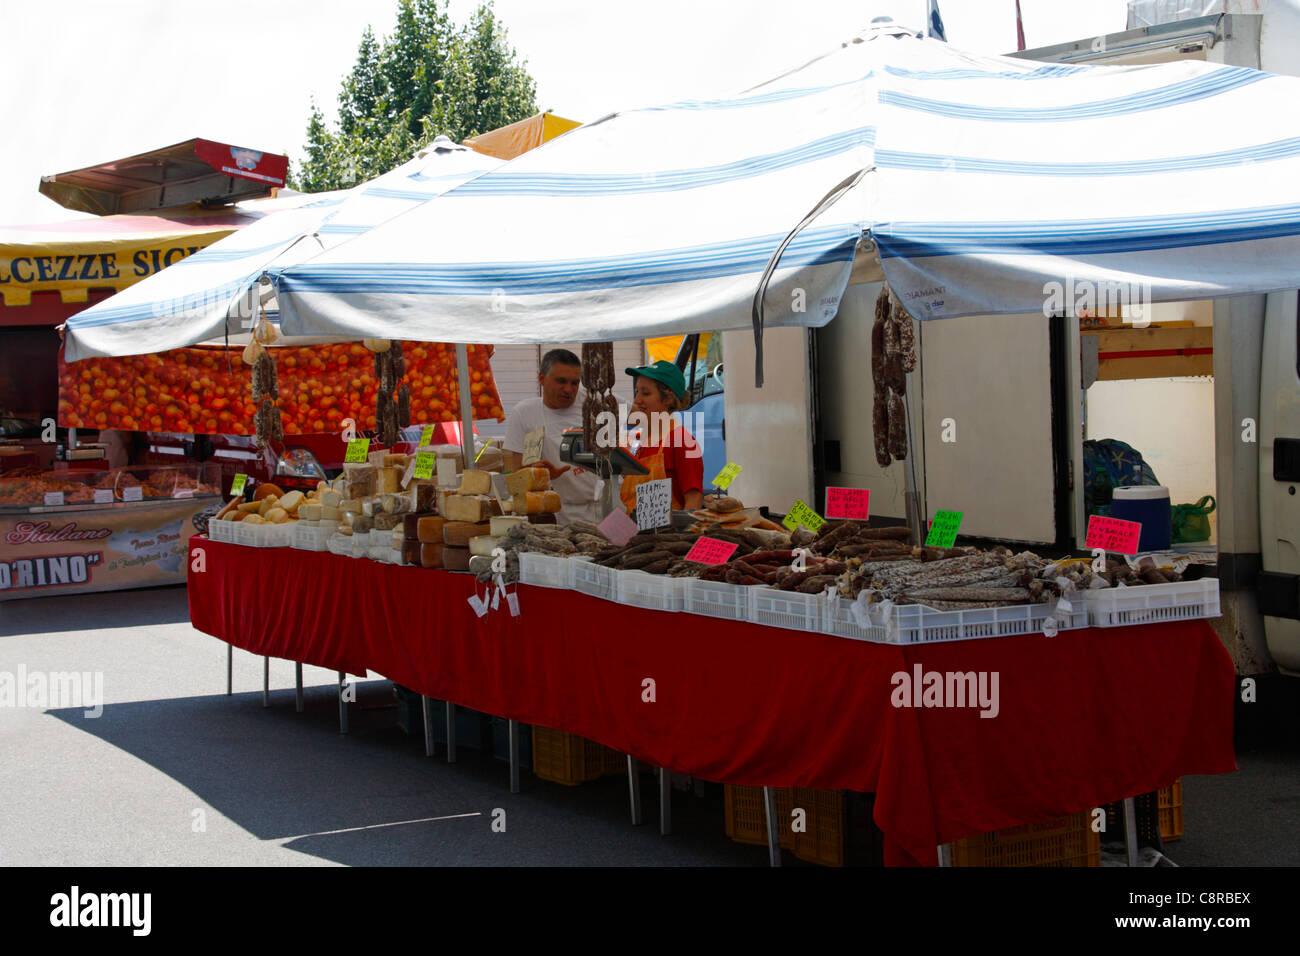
467;591;489;618
522;426;546;466
44;491;64;507
122;486;143;502
436;456;457;488
93;489;113;504
634;478;672;531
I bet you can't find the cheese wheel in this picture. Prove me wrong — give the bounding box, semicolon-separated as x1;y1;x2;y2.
445;494;502;523
403;511;437;540
490;515;528;536
320;506;341;521
320;489;342;509
419;543;444;568
340;499;363;514
416;516;449;544
401;540;422;566
374;513;401;531
506;467;550;496
443;521;491;547
441;545;472;571
457;469;493;495
512;490;562;515
469;535;502;557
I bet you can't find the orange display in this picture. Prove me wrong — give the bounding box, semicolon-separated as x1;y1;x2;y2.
58;341;504;435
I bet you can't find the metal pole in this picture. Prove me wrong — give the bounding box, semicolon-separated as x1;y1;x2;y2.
295;663;303;713
337;672;348;735
762;787;782;867
422;696;435;757
455;343;475;468
902;323;925;546
627;757;643;826
1123;797;1140;867
262;657;269;708
937;843;952;867
226;644;232;696
508;720;521;794
658;768;672;836
445;701;457;763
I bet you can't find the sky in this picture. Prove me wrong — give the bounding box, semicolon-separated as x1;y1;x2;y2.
0;0;1129;226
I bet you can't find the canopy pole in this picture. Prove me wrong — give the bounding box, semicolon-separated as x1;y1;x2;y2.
455;343;474;468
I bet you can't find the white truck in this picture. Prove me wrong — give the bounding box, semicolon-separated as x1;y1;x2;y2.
720;2;1300;677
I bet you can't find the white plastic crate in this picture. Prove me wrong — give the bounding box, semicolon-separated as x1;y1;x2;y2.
519;551;573;589
1085;578;1220;628
326;533;351;557
367;545;401;564
208;519;235;543
618;569;687;612
292;522;335;552
368;528;391;549
881;600;1090;644
684;577;753;622
750;586;823;632
232;521;293;548
818;595;892;642
572;560;618;602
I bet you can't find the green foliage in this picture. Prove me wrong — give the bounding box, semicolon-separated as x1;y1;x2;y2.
290;0;537;191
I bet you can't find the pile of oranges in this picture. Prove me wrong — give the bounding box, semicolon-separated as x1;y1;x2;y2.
58;341;504;435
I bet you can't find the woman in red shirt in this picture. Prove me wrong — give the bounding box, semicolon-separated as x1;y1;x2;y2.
619;360;704;512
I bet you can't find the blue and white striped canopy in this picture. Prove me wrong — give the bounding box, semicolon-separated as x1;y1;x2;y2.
63;138;501;361
269;24;1300;363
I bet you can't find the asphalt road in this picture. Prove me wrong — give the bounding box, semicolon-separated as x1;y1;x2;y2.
1;585;1297;867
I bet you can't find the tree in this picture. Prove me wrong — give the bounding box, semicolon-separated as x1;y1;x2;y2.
291;0;538;191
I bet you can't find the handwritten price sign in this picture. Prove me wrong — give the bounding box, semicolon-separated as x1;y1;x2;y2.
412;452;435;480
230;474;248;497
825;486;870;521
925;510;963;548
782;499;826;533
685;536;739;565
419;425;434;447
1085;514;1142;555
344;438;370;463
712;462;743;490
635;478;673;531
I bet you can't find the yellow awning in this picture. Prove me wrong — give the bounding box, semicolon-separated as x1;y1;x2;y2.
465;113;581;160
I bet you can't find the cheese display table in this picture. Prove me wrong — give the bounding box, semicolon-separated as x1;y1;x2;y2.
187;537;1236;866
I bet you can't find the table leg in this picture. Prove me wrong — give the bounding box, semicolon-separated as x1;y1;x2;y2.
295;663;303;713
508;719;521;794
1123;796;1140;867
658;767;671;836
627;757;643;826
422;696;435;757
337;672;348;735
445;701;456;763
262;657;269;708
936;843;952;867
226;644;232;696
762;786;781;867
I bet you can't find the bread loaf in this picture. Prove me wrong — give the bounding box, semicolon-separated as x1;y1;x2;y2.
445;494;502;523
416;516;449;544
506;467;550;495
512;490;562;515
443;521;491;547
253;483;283;501
278;490;305;515
419;543;444;568
458;469;493;495
441;545;472;571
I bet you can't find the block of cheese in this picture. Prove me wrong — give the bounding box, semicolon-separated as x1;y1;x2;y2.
469;535;502;557
457;469;493;495
445;494;502;523
320;489;342;509
346;465;377;499
374;513;401;532
512;490;562;515
383;453;411;469
437;489;456;515
380;492;414;514
378;467;401;495
299;503;323;521
441;545;472;571
362;497;382;517
468;554;495;576
420;543;444;568
476;445;505;473
340;499;363;514
527;512;558;525
506;467;550;496
350;513;375;533
403;511;437;540
416;516;449;544
443;521;491;548
401;540;422;566
412;481;437;512
367;449;388;466
321;505;341;521
490;515;528;536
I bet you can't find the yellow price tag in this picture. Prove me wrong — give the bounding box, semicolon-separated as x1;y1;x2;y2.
413;452;435;480
344;438;370;463
712;462;743;490
419;425;434;447
230;474;248;497
781;499;826;533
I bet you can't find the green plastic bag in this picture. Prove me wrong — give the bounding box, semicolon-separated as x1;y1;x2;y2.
1171;495;1215;544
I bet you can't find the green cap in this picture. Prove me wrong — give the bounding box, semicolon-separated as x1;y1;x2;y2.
625;360;688;400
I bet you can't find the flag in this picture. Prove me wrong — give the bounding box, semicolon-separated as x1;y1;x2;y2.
928;0;947;41
1015;0;1027;51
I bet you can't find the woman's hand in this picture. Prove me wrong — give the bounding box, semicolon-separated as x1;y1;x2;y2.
535;459;572;480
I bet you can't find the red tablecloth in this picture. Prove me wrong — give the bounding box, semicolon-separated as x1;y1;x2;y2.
188;539;1237;865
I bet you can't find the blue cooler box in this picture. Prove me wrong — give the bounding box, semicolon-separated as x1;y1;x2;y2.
1110;485;1172;553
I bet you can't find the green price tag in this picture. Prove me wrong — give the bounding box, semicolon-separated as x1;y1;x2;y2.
344;438;370;463
230;474;248;497
782;499;826;533
413;452;435;480
419;425;434;447
712;462;743;490
925;510;964;548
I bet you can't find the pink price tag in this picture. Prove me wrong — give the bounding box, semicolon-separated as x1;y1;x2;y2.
1085;514;1143;555
685;536;739;565
825;486;870;520
597;508;638;547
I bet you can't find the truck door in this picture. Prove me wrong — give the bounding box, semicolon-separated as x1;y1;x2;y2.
1258;291;1300;675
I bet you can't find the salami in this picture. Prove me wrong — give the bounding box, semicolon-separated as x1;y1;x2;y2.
887;388;908;460
873;385;891;468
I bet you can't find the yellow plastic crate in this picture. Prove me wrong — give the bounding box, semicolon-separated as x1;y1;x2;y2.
530;725;625;786
1158;779;1183;842
950;811;1100;867
724;785;846;866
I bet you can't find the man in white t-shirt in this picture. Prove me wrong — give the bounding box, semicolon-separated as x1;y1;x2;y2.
503;348;602;524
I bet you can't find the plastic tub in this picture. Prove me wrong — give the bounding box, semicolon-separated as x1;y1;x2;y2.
519;552;573;589
572;560;618;602
618;570;687;612
1084;578;1220;628
750;586;822;632
684;578;752;622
